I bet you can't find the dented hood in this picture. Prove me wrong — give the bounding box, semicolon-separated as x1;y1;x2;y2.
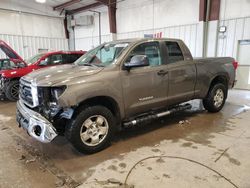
23;64;103;86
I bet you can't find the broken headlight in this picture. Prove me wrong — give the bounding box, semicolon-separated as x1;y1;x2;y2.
51;86;66;101
43;86;66;118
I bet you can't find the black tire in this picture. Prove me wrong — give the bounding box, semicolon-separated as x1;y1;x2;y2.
203;83;227;113
65;105;116;154
5;80;19;101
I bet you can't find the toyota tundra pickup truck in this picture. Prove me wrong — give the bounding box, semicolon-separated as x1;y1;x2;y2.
16;38;237;154
0;50;85;101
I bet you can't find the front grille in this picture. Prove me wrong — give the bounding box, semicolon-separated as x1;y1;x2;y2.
19;78;34;107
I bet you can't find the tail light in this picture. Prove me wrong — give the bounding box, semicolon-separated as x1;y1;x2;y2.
232;61;238;70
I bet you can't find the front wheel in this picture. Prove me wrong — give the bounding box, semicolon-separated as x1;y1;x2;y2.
5;80;19;101
203;83;227;113
65;105;116;154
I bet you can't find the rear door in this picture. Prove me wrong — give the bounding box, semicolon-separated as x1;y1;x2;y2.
121;41;168;117
165;41;196;105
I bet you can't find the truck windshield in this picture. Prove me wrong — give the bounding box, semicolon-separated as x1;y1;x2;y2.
26;53;44;65
76;42;130;67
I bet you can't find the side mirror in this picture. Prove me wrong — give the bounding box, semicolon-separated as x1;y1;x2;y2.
39;60;47;66
124;55;149;69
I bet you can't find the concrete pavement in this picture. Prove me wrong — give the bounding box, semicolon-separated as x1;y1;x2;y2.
0;89;249;188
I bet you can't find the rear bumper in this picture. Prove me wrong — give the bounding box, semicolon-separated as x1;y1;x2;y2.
16;100;58;143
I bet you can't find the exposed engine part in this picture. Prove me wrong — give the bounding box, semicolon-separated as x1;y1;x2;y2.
60;108;74;119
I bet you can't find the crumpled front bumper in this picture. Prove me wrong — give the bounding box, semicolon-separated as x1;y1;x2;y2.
16;100;58;143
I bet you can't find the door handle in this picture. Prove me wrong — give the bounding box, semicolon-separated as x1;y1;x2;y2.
157;70;168;76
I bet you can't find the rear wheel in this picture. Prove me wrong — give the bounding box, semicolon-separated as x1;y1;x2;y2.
203;83;227;113
65;105;116;154
5;80;19;101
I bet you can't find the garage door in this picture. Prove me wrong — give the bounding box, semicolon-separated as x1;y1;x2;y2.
235;40;250;90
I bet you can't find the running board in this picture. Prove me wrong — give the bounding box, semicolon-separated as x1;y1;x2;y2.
123;103;192;128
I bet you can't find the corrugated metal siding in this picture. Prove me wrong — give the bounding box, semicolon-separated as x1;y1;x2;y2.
75;34;112;51
0;34;68;59
217;16;250;59
74;24;199;57
116;23;199;57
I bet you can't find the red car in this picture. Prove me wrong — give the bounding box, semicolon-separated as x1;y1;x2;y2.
0;40;85;101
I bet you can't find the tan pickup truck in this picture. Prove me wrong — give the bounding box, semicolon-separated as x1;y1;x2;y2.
16;38;237;153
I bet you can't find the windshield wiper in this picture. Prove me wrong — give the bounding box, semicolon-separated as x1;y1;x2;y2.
78;54;105;67
80;63;97;67
81;63;105;67
78;55;97;67
93;64;105;67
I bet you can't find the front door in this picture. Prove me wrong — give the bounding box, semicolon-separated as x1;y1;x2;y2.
121;41;168;117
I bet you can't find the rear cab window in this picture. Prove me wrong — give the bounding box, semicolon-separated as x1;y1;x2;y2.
165;41;184;64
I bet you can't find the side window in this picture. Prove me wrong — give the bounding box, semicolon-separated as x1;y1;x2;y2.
63;54;82;64
126;42;162;67
46;54;63;65
165;42;184;64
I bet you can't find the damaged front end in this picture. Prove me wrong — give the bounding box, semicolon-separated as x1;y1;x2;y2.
17;78;74;143
36;86;74;121
16;100;58;143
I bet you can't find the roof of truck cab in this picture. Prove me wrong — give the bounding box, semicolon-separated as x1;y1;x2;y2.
106;38;183;44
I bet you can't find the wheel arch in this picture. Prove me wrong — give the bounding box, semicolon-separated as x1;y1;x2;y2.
207;74;229;98
74;96;122;129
